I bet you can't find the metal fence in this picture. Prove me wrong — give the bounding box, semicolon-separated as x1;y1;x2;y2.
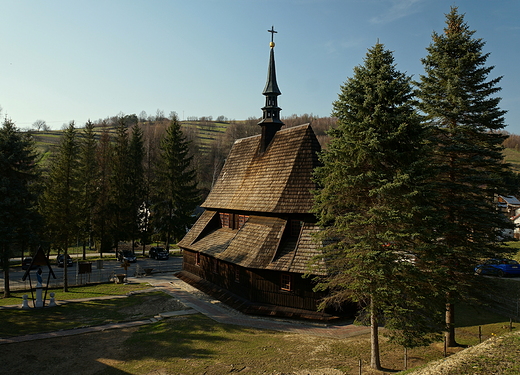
1;261;182;293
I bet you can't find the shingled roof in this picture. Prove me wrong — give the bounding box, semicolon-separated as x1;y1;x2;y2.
202;123;321;214
178;210;327;274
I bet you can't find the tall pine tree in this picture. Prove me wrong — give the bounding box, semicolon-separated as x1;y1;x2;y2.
0;118;39;298
92;126;113;256
128;123;146;249
153;114;199;249
40;121;81;292
110;116;133;255
417;7;514;347
313;43;441;370
78;120;98;259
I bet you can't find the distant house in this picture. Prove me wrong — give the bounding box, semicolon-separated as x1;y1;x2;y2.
496;195;520;239
177;31;352;320
497;195;520;216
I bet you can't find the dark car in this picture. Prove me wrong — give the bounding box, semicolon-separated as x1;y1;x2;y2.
475;258;520;277
56;254;73;267
21;257;38;270
149;247;169;260
118;250;137;263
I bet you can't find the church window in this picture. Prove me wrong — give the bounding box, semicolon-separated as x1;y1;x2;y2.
220;213;231;228
195;252;200;266
280;274;292;291
219;213;249;229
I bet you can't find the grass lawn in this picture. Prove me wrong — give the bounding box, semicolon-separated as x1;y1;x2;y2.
0;282;150;307
1;282;518;375
0;288;181;338
83;309;518;375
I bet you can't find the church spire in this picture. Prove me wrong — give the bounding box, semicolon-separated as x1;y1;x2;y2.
258;26;284;153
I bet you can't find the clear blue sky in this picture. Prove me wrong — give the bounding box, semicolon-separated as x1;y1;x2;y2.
1;0;519;133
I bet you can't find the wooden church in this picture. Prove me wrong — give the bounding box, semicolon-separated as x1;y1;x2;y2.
177;29;349;320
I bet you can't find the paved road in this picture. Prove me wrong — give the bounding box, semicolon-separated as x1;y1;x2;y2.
1;256;183;292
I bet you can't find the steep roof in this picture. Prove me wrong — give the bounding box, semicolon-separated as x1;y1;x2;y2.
178;210;327;274
202;123;321;214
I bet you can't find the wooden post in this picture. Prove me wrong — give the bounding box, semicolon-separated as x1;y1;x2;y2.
359;358;362;375
479;326;482;343
404;347;408;370
510;318;513;332
443;336;447;357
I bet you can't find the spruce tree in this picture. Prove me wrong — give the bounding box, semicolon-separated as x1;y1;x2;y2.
0;118;39;298
92;127;113;256
128;124;146;249
40;121;81;292
416;7;513;347
110;117;133;255
153;115;199;249
78;120;98;259
313;43;441;370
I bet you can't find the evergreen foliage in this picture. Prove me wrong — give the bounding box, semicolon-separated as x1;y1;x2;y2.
78;120;98;259
0;118;39;297
110;117;133;253
39;121;81;291
312;44;442;369
92;127;113;255
416;7;515;346
153;114;199;248
127;124;146;247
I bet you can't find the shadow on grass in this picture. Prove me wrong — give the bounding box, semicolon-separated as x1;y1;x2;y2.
455;303;510;327
0;291;170;337
127;314;233;361
105;314;302;374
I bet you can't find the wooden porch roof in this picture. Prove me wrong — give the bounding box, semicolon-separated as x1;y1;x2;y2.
179;210;326;274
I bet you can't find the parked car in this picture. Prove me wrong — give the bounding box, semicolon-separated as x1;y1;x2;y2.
56;254;73;267
21;257;38;270
149;247;169;260
475;258;520;277
118;250;137;263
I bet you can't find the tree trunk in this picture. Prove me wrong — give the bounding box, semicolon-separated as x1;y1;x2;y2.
63;239;69;292
2;247;11;298
370;299;383;370
445;302;457;347
3;268;11;298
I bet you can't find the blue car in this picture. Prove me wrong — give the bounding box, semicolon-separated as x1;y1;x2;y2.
475;259;520;277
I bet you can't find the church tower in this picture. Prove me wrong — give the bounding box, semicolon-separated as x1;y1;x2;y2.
258;26;284;153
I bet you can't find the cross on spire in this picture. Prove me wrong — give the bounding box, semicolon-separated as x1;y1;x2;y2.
268;26;277;43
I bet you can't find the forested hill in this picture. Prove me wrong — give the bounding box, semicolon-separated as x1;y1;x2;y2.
32;117;520;175
30;114;335;196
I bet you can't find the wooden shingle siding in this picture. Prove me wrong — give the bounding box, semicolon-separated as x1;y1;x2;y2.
267;223;326;274
188;228;237;256
177;123;337;317
219;216;285;268
289;224;327;275
202;124;320;213
177;210;217;248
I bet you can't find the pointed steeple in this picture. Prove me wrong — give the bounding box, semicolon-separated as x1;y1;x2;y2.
258;26;284;153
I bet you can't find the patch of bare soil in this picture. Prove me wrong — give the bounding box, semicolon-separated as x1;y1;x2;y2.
119;291;188;319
